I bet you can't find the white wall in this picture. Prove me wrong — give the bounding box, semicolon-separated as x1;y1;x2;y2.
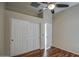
0;3;5;56
53;4;79;55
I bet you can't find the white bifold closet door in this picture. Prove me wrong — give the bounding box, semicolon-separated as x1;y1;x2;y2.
10;18;40;56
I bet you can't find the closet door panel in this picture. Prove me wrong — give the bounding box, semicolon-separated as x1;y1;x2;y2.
10;19;40;56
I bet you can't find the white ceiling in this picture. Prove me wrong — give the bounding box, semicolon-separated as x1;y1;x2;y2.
54;2;79;13
6;2;79;17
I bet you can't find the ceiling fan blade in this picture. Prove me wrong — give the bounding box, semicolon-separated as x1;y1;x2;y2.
41;2;56;4
51;10;55;14
41;2;48;4
31;2;41;8
56;4;69;8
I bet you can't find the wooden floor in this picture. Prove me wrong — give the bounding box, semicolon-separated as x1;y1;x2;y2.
48;47;79;57
15;47;79;57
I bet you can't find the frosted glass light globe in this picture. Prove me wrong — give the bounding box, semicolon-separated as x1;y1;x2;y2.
48;4;55;10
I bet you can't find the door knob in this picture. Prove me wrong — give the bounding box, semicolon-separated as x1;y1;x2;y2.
11;40;14;41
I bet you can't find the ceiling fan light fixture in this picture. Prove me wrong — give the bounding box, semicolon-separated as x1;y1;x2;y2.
48;4;55;10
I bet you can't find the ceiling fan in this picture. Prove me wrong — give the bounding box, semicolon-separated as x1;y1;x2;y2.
31;2;69;14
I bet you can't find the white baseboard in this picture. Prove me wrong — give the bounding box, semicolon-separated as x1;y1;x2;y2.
40;46;51;50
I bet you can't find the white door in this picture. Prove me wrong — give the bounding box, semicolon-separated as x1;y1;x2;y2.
10;18;40;56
